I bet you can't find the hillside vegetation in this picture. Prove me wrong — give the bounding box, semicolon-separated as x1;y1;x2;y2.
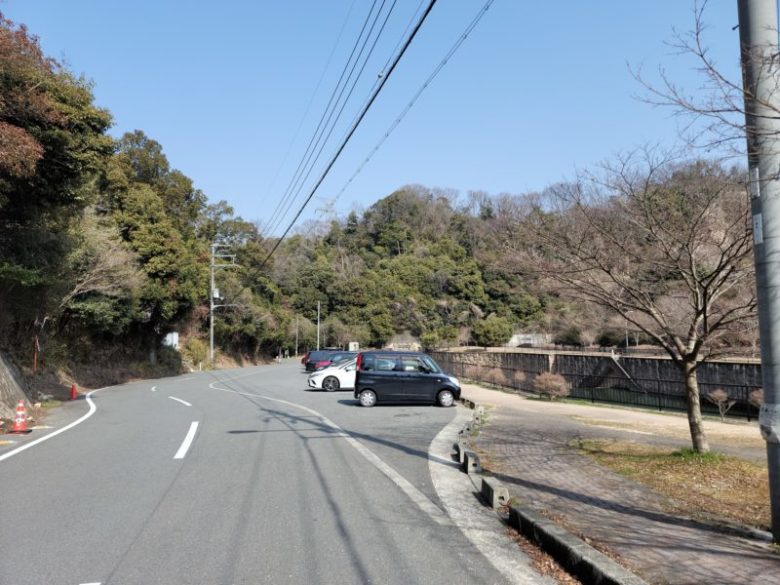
0;12;757;440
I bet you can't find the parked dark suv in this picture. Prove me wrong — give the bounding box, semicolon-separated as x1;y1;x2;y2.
353;351;460;407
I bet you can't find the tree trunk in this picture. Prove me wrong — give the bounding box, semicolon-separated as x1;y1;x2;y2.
682;360;710;453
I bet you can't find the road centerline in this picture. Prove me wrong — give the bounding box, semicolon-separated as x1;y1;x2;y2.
173;421;199;460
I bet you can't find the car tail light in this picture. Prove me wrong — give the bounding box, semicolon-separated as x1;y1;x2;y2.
356;353;363;371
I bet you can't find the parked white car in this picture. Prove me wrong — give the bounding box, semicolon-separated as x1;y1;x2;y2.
307;359;356;391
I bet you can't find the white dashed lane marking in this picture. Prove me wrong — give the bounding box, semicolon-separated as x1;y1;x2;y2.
168;396;192;407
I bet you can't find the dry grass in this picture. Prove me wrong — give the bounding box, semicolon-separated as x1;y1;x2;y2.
575;439;770;531
507;528;582;585
569;415;765;448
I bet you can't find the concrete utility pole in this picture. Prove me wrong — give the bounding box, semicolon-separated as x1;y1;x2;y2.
295;316;299;357
208;243;238;363
738;0;780;541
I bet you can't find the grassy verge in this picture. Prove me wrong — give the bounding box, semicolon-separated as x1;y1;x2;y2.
574;438;770;531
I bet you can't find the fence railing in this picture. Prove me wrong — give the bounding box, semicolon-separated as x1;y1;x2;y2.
434;354;762;421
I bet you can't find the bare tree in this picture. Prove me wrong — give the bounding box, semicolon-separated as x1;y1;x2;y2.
634;0;780;158
510;150;755;452
58;211;144;312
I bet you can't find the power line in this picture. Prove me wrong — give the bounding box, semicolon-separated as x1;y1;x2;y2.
257;0;359;237
263;0;384;236
333;0;496;205
340;0;427;146
259;0;439;268
266;0;400;237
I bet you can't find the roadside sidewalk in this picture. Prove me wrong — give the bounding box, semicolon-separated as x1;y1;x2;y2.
461;383;780;585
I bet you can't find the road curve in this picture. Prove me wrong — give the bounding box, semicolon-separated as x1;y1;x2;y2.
0;363;540;585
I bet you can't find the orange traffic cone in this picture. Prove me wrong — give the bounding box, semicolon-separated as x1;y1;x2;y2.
70;383;78;401
9;400;30;434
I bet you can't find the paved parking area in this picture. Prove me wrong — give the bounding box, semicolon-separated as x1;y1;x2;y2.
462;384;780;585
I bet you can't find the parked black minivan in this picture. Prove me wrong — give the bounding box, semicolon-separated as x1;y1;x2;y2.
353;351;460;407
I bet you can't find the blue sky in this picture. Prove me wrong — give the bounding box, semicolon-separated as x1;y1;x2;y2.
2;1;743;234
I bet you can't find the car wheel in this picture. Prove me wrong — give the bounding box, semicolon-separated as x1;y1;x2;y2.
323;376;340;392
359;389;377;407
437;389;454;407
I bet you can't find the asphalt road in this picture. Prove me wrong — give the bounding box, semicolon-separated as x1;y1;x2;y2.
0;362;540;585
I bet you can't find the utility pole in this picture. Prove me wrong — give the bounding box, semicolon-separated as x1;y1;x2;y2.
316;301;321;350
209;243;238;363
295;316;299;357
738;0;780;542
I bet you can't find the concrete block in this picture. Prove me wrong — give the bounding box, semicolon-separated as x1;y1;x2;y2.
456;437;469;464
480;476;509;509
464;450;481;475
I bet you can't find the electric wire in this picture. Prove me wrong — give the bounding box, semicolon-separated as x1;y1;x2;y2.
257;0;359;237
266;0;399;237
259;0;439;269
341;0;427;145
333;0;496;205
263;0;384;237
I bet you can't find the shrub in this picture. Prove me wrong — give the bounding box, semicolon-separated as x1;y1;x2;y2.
420;331;440;351
533;372;570;400
471;315;513;347
181;337;208;368
554;327;583;347
463;365;482;381
705;388;737;422
749;388;764;409
494;368;525;389
596;329;624;347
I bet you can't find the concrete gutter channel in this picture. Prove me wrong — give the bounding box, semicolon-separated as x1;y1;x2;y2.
456;397;649;585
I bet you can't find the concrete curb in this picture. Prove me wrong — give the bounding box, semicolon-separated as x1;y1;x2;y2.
456;397;649;585
508;503;648;585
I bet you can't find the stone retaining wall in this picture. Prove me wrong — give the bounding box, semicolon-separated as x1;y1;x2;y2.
0;352;29;419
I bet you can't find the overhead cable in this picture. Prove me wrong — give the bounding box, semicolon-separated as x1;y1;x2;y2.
263;0;386;236
259;0;439;268
258;0;359;237
266;0;400;237
333;0;496;204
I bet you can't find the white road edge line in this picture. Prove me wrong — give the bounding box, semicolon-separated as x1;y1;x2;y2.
80;582;101;584
168;396;192;407
0;389;104;463
173;421;199;460
208;380;451;526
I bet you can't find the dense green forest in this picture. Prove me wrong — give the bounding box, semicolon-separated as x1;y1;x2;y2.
0;14;757;390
